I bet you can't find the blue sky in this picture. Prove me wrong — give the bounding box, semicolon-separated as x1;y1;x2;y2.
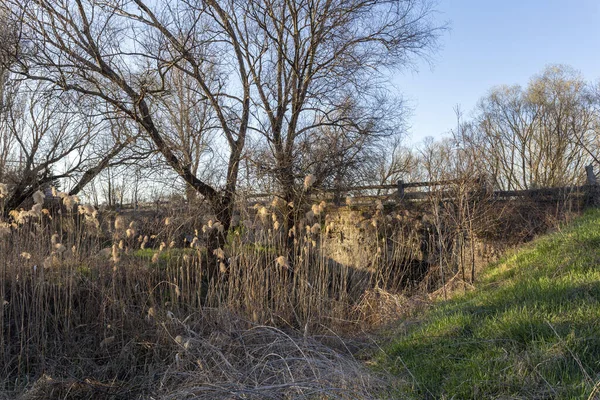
392;0;600;144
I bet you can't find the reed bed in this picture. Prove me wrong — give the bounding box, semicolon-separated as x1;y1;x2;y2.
0;191;413;398
1;186;570;398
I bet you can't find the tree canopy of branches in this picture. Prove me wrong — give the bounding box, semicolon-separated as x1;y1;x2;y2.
237;0;440;203
0;80;142;211
0;0;443;232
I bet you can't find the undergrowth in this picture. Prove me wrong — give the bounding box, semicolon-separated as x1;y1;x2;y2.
0;191;416;398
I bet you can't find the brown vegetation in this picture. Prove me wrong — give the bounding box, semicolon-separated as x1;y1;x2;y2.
0;176;585;398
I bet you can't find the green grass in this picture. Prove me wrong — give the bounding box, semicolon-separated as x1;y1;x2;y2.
380;209;600;399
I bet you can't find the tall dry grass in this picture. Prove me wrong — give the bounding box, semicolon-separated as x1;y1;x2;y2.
0;191;413;398
0;185;579;398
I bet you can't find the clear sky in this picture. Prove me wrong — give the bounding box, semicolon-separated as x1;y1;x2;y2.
392;0;600;144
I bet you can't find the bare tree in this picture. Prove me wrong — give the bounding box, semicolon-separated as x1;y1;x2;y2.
467;65;596;191
2;0;443;239
155;67;220;202
2;0;246;233
234;0;442;206
0;82;104;209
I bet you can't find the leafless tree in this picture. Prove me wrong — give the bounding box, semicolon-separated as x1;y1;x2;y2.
0;82;110;209
234;0;442;205
375;136;422;185
1;0;245;232
466;65;596;191
155;67;220;202
2;0;443;238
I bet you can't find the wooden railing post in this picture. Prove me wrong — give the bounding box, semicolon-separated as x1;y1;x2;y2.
586;164;597;185
397;180;405;201
585;164;599;207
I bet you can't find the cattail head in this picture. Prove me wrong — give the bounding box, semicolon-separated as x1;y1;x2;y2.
271;197;286;209
31;203;43;217
54;243;66;254
275;255;289;269
159;242;166;252
43;256;55;269
20;252;32;260
303;174;316;190
51;186;58;197
311;204;321;216
32;190;45;205
273;221;280;230
83;204;95;215
258;206;268;220
213;221;224;235
310;223;321;235
325;221;335;235
164;217;172;226
213;247;225;260
111;243;120;263
16;210;28;224
151;252;160;263
0;183;8;198
114;216;125;231
63;195;76;211
305;210;314;221
51;233;60;245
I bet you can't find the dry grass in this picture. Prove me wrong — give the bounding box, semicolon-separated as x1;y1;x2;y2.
0;188;579;398
0;194;407;398
15;309;386;399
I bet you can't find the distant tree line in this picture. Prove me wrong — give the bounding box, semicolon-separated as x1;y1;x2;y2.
384;65;599;192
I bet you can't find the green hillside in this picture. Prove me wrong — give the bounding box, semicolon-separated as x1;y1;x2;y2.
380;209;600;399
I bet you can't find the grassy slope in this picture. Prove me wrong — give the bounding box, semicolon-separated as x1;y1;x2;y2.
381;209;600;399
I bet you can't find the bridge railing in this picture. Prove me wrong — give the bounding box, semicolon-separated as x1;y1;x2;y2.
244;165;600;207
